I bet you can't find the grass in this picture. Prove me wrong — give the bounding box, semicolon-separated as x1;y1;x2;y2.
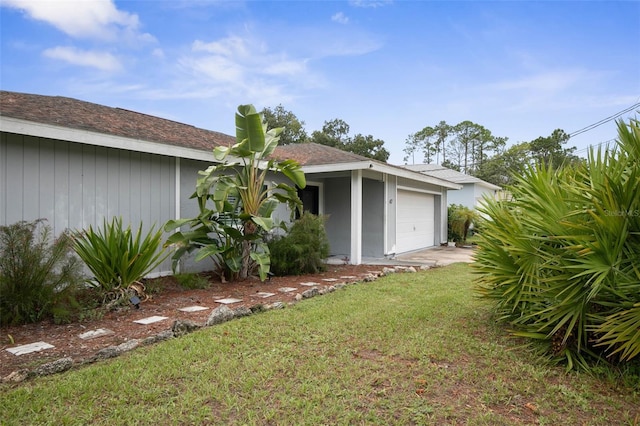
1;264;638;425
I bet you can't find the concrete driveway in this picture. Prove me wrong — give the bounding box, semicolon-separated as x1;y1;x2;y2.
328;246;476;267
393;246;476;267
327;246;475;266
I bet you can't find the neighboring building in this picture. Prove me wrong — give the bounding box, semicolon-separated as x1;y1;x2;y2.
1;91;460;276
403;164;501;210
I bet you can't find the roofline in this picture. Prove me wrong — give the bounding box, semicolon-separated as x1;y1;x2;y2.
302;161;462;190
401;164;501;190
0;116;217;162
1;116;461;189
474;181;502;191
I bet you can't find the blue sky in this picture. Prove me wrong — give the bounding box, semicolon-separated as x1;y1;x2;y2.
1;0;639;164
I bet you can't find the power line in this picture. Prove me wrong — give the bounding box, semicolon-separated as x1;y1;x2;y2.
573;138;617;155
568;103;640;138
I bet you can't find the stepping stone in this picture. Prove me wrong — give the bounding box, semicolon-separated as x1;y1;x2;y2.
78;328;114;340
133;315;169;325
340;276;356;279
178;305;209;312
321;278;339;282
6;341;55;356
214;298;243;305
255;292;276;298
300;281;320;286
278;287;297;293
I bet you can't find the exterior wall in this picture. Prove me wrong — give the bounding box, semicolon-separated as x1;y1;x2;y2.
1;131;176;275
362;178;384;258
447;183;497;210
474;184;497;208
385;175;397;255
447;184;475;209
174;158;218;273
323;177;351;257
433;194;443;245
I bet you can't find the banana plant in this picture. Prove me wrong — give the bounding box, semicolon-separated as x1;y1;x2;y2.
165;104;306;282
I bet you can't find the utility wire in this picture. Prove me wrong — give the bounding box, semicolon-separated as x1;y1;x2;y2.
568;103;640;138
573;138;617;155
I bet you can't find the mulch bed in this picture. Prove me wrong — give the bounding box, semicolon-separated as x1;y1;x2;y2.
1;264;392;381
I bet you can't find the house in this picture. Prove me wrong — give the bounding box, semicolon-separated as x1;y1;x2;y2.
1;91;460;275
403;164;501;210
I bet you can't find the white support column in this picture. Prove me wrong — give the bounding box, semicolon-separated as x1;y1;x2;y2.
350;169;362;265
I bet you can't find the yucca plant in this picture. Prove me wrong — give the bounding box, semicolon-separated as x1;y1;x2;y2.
474;116;640;370
72;217;167;306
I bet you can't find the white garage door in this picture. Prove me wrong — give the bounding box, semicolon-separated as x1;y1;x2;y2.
397;190;435;253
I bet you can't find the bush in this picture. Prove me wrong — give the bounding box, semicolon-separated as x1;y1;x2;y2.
448;204;477;243
0;220;84;326
268;213;330;276
175;273;210;290
72;217;168;306
474;117;640;370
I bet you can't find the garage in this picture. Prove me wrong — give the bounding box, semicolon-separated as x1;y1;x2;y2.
396;189;435;253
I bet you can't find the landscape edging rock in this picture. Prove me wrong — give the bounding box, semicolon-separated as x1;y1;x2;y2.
2;266;424;383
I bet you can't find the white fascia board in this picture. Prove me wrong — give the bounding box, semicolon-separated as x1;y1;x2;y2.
301;160;462;190
300;161;372;174
478;181;502;191
396;185;443;196
0;116;217;162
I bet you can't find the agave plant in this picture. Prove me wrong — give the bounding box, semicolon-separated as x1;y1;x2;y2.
474;117;640;369
72;217;167;305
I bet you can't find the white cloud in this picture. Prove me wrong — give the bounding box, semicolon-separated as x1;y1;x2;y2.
181;54;245;83
2;0;152;42
263;59;308;76
43;46;122;72
151;48;165;59
186;35;309;82
332;12;349;24
192;36;250;58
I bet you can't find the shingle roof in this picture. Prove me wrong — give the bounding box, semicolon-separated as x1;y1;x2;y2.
404;164;501;189
0;90;236;151
273;142;371;166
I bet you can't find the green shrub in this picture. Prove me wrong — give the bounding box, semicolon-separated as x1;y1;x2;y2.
268;213;330;276
474;117;640;370
448;204;477;243
72;217;168;305
0;220;84;326
175;273;210;290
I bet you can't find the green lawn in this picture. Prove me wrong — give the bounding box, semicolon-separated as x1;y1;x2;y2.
1;264;638;425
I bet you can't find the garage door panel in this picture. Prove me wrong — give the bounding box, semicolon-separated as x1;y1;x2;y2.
397;190;434;253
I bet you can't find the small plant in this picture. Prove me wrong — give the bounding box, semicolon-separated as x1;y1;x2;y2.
0;220;84;326
268;212;330;276
175;273;210;290
72;217;168;308
448;204;477;243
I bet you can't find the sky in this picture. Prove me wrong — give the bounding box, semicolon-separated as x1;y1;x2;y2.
1;0;639;165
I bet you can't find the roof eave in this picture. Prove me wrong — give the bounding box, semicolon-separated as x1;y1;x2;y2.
0;116;217;162
302;160;462;190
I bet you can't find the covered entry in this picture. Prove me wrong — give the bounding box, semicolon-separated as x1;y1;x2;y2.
396;189;435;253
